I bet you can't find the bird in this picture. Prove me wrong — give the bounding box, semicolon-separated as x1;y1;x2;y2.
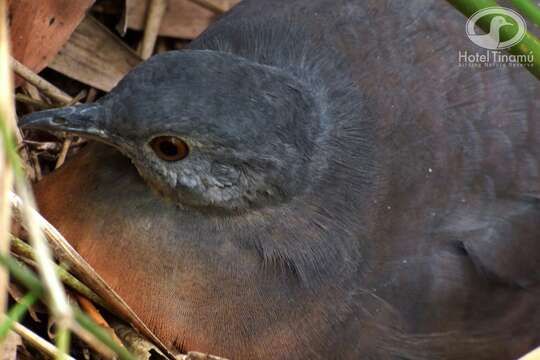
468;15;514;49
20;0;540;359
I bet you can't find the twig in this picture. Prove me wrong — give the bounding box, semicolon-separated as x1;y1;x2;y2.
10;235;107;308
15;93;55;110
70;322;117;359
112;321;165;359
22;83;44;103
8;190;73;334
67;90;87;106
17;85;45;180
75;310;136;360
86;88;98;103
187;0;226;14
10;57;73;104
31;152;42;181
12;322;77;360
139;0;168;59
0;253;135;360
54;90;86;170
55;138;73;169
0;290;41;340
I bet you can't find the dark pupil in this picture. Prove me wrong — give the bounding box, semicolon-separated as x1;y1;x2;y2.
159;141;179;157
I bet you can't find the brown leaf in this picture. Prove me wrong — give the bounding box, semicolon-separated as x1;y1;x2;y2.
8;0;94;87
1;332;22;360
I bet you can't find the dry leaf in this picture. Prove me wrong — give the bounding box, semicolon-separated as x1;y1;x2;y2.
8;0;94;86
127;0;240;39
1;332;22;360
50;16;141;92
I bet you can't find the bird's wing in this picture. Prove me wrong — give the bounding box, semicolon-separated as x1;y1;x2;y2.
456;195;540;288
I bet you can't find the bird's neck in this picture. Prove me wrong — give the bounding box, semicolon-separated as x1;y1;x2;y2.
489;24;502;40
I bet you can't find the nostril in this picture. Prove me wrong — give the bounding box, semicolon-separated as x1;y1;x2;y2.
52;117;67;125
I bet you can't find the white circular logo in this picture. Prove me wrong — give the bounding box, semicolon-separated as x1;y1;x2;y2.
466;7;527;50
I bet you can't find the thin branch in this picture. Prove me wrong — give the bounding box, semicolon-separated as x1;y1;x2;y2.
0;290;41;340
10;57;73;104
75;309;136;360
55;138;73;169
70;322;117;359
15;93;55;110
12;322;77;360
139;0;168;59
8;191;73;327
10;235;107;308
54;90;86;169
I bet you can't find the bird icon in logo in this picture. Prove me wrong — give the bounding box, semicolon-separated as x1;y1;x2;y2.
469;16;513;49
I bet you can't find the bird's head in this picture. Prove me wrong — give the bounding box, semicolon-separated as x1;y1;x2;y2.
490;15;513;32
21;50;321;212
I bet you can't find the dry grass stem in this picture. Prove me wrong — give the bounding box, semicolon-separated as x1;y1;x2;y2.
54;90;88;169
54;138;73;170
22;83;44;102
30;152;42;181
10;235;106;308
70;322;117;359
15;94;55;110
86;88;98;103
11;322;77;360
9;188;73;327
10;57;73;104
139;0;168;59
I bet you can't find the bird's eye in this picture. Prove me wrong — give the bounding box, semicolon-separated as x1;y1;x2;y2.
150;136;189;161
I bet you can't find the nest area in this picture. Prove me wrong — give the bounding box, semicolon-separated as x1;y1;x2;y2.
5;1;238;359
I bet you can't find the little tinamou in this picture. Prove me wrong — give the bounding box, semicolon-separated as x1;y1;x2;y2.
21;0;540;359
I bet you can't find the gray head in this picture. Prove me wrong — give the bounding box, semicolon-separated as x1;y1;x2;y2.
21;50;321;212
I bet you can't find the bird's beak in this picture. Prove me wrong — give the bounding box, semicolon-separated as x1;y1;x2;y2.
19;104;111;142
